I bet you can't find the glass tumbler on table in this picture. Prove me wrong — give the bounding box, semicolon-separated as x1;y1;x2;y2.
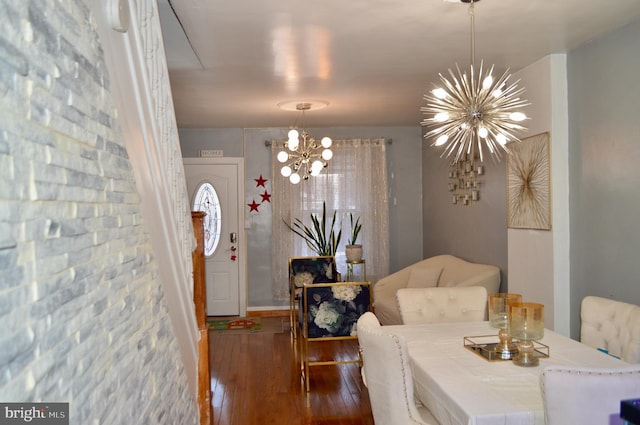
488;293;522;360
509;302;544;367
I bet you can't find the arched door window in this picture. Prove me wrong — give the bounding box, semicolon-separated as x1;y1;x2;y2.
193;182;222;256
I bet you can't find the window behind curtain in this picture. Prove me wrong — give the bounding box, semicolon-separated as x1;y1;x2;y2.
272;138;390;301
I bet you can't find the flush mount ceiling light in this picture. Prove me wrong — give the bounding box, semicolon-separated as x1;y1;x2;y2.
421;0;530;163
276;101;333;184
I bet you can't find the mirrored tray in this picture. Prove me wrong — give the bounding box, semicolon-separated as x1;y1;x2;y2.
464;335;550;362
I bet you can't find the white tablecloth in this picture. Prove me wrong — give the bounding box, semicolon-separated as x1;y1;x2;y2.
385;321;627;425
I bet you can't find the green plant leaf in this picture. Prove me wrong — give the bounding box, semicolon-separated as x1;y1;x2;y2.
348;213;362;245
283;201;342;256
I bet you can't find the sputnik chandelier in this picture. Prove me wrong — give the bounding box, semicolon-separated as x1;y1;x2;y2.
277;102;333;184
421;0;529;163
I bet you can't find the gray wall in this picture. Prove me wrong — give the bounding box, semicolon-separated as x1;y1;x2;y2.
568;18;640;336
421;143;508;291
0;0;197;421
179;126;424;307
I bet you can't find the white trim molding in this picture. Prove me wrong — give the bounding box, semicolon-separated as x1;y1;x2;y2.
91;0;199;397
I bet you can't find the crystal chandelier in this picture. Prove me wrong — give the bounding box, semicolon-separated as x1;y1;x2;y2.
421;0;529;163
277;102;333;184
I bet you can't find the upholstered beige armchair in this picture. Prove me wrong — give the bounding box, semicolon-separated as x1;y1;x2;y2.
580;296;640;363
373;254;500;325
541;365;640;424
357;312;439;425
396;286;488;325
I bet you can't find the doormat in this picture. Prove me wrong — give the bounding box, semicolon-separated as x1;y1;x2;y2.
208;317;262;332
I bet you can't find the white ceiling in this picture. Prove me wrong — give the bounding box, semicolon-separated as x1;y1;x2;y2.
158;0;640;128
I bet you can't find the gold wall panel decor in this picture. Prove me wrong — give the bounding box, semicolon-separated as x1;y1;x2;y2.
507;132;551;230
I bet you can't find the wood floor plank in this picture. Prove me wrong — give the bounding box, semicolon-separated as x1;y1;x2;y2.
209;318;374;425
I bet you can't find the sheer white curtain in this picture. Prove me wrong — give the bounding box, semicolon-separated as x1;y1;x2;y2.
272;138;390;300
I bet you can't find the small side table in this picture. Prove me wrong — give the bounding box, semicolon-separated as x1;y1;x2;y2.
345;259;366;282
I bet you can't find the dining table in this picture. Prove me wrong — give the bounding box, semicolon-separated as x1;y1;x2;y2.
385;321;627;425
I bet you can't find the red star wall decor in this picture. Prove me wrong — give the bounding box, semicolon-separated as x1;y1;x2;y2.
249;174;272;213
247;200;260;212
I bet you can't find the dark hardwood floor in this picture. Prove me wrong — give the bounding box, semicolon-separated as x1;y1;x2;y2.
208;317;375;425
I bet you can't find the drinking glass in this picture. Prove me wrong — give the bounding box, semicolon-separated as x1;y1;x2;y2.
488;293;522;360
509;302;544;367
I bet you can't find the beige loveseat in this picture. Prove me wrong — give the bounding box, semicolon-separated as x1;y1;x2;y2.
373;254;501;325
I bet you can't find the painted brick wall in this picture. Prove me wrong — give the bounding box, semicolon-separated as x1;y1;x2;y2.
0;0;198;423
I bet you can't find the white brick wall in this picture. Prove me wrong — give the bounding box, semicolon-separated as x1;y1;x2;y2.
0;0;198;423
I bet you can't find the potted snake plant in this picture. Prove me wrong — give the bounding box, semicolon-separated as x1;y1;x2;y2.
345;213;363;262
284;201;342;257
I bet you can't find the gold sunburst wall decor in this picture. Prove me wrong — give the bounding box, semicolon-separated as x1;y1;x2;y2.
507;132;551;230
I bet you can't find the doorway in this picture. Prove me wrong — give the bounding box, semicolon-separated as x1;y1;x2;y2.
184;158;246;317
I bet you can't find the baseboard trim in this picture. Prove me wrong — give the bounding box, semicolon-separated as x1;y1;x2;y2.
246;307;289;318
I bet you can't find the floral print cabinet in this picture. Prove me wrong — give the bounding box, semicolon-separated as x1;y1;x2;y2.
298;279;372;391
288;256;339;338
303;283;371;338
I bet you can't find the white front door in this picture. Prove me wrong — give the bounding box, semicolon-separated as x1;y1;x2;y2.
184;158;245;316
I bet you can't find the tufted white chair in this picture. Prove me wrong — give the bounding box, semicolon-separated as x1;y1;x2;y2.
580;296;640;363
396;286;488;325
540;365;640;425
357;312;440;425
